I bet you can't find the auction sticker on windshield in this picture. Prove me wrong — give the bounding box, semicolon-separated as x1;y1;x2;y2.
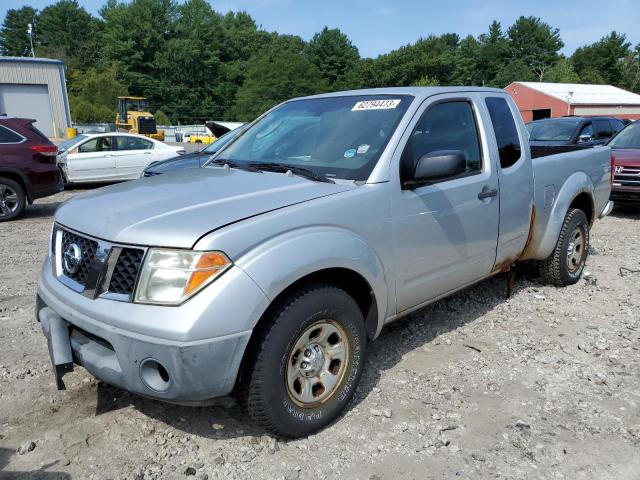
352;99;401;111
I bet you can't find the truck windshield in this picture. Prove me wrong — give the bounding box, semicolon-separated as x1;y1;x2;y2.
527;119;580;141
609;122;640;148
217;95;413;181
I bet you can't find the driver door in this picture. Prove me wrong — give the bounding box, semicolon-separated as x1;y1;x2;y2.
392;94;500;313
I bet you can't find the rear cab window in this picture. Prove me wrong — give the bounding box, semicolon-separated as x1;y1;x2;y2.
485;97;522;168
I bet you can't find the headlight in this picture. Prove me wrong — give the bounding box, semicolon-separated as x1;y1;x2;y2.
134;249;231;305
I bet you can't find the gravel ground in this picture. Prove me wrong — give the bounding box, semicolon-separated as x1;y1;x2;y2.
1;189;639;480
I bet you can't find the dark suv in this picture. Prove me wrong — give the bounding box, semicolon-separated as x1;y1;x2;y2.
526;116;625;158
0;118;63;221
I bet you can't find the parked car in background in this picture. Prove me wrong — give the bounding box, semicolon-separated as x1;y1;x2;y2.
609;120;640;206
527;116;625;158
57;133;185;184
142;124;248;177
37;87;612;437
0;117;62;221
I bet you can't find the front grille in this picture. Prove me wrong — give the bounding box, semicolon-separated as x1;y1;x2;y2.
56;226;146;302
61;230;98;286
614;166;640;186
109;248;145;296
138;117;157;134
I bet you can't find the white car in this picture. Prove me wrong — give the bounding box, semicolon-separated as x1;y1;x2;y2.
57;133;185;184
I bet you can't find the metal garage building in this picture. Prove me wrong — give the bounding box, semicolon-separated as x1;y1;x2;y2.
505;82;640;123
0;57;71;139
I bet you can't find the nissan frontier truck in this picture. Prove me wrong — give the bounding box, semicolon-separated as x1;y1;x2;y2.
37;87;613;437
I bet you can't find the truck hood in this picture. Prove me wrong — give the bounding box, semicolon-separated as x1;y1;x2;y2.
612;148;640;166
55;167;356;249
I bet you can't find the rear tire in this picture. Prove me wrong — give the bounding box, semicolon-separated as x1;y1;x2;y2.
0;178;26;222
240;283;367;438
539;208;589;286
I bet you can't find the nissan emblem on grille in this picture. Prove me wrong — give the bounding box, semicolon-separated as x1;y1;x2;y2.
62;243;82;275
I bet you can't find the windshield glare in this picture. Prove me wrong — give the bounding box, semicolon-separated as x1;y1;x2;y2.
609;122;640;148
203;126;246;154
526;120;579;141
58;135;87;152
217;95;413;181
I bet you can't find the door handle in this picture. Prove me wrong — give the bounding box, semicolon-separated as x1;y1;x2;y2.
478;187;498;200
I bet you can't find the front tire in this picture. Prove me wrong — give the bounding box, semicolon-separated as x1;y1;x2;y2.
241;283;367;438
539;208;589;286
0;178;26;222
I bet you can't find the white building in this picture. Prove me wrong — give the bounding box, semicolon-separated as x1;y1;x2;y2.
0;57;71;138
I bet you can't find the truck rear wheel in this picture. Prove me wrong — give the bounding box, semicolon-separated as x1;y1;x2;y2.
0;178;26;222
539;208;589;286
240;283;367;437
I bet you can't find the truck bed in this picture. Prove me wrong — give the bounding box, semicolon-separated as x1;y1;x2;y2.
522;145;612;261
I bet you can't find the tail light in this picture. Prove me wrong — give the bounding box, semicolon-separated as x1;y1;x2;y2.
30;145;58;155
30;144;58;163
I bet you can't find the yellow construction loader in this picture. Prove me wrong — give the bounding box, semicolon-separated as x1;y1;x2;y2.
115;96;164;141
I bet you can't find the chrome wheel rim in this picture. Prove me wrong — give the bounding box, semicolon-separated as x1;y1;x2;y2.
286;320;350;408
566;226;585;273
0;184;19;217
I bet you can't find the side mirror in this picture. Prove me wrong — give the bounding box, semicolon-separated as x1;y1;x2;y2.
578;134;592;143
413;150;466;182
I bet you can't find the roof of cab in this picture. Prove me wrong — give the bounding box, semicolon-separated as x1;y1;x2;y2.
295;86;508;101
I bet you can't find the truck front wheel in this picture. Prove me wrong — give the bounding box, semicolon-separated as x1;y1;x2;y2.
539;208;589;286
240;283;367;437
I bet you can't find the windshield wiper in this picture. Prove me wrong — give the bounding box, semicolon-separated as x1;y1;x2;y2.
248;162;335;183
208;158;260;172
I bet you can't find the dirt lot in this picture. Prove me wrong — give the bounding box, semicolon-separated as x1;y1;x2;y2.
1;189;639;480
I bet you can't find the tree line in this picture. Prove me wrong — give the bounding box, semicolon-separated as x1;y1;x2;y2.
1;0;639;124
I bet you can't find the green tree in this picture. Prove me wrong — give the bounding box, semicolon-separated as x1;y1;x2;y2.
154;110;171;125
619;44;640;93
230;35;327;121
100;0;177;95
507;16;563;80
492;58;535;87
68;63;127;122
544;58;580;83
571;32;631;85
305;27;360;89
153;0;225;122
0;7;38;56
412;75;439;86
37;0;101;69
476;21;511;86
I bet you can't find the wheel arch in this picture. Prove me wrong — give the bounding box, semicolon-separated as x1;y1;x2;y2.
0;168;31;203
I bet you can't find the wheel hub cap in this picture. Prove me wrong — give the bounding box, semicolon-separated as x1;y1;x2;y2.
286;320;350;407
0;185;18;216
566;226;585;273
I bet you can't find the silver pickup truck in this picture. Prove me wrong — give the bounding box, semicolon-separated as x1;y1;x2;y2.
37;87;613;437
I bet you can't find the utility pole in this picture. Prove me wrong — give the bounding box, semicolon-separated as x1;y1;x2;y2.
27;23;35;57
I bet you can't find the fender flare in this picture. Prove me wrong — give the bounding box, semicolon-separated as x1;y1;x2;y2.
527;171;595;260
235;226;389;338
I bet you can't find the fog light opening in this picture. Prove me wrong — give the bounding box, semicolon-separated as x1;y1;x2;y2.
140;358;171;392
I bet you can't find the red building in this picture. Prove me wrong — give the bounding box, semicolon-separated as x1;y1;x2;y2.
505;82;640;123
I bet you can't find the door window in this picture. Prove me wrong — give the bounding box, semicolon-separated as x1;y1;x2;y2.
592;119;613;139
609;119;624;134
0;125;24;143
401;101;481;182
485;97;522;169
116;136;153;151
78;137;113;153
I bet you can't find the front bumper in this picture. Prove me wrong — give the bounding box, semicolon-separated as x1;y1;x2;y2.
610;186;640;205
36;258;270;403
